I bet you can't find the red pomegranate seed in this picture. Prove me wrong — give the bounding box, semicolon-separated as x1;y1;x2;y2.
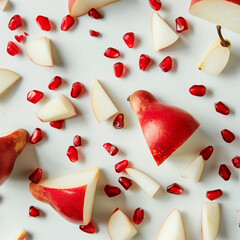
67;146;78;162
48;76;63;90
27;90;44;104
215;101;230;115
115;160;128;173
30;128;44;144
189;85;206;97
176;17;189;33
29;206;40;217
221;129;235;143
71;82;84;98
133;208;144;225
118;176;132;190
15;35;26;43
89;30;100;37
61;15;75;31
166;183;184;195
219;164;231;181
50;120;65;129
139;54;151;71
149;0;162;11
103;143;119;156
206;189;223;201
113;113;124;129
232;156;240;168
123;32;135;48
36;15;51;31
200;146;214;160
28;168;42;184
104;48;120;58
79;221;97;234
114;62;124;78
88;8;103;19
159;56;173;72
24;32;29;36
73;135;82;147
8;15;22;30
7;41;20;56
104;185;121;197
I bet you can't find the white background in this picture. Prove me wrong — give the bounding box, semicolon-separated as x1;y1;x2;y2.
0;0;240;239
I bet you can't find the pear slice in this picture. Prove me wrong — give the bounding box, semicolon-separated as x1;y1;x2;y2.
0;0;8;10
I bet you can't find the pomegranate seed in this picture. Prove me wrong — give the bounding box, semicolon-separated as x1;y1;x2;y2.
215;101;230;115
79;221;97;234
114;62;124;78
88;8;103;19
221;129;235;143
189;85;206;97
219;164;231;181
166;183;184;195
15;35;26;43
50;120;65;129
29;206;40;217
200;146;214;160
113;113;124;129
24;32;29;36
206;189;223;201
149;0;162;11
30;128;44;144
103;143;119;156
28;168;42;184
73;135;82;147
8;15;22;30
159;56;173;72
123;32;135;48
232;156;240;168
67;146;78;162
115;160;128;173
89;30;100;37
7;41;20;56
139;54;151;71
61;15;75;31
48;76;62;90
27;90;44;104
118;176;132;190
175;17;189;33
133;208;144;225
104;48;120;58
36;15;51;31
104;185;121;197
71;82;84;98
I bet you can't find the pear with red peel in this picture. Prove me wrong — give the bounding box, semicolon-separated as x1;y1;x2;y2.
128;90;199;166
8;229;27;240
0;129;28;186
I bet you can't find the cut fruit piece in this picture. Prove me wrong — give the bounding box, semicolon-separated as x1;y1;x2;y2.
30;167;100;225
156;209;185;240
0;0;8;10
69;0;119;17
36;93;76;122
0;69;21;96
26;36;54;67
152;12;179;51
125;168;160;197
8;229;27;240
181;156;205;183
108;208;137;240
91;79;118;123
202;202;220;240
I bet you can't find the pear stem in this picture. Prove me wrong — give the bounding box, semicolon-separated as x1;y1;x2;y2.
217;25;230;47
127;96;130;102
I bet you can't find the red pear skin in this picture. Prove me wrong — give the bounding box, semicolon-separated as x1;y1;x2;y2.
0;129;28;186
129;90;199;165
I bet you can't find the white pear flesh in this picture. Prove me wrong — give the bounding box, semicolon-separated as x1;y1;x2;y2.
0;69;21;96
202;202;220;240
26;37;54;67
125;168;161;197
108;209;137;240
0;0;8;10
182;156;205;183
8;229;27;240
156;209;186;240
91;79;118;123
36;93;76;122
152;12;179;52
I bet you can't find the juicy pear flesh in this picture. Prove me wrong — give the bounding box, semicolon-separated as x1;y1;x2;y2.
0;0;8;10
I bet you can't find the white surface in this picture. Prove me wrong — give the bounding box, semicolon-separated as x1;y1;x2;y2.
0;0;240;239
